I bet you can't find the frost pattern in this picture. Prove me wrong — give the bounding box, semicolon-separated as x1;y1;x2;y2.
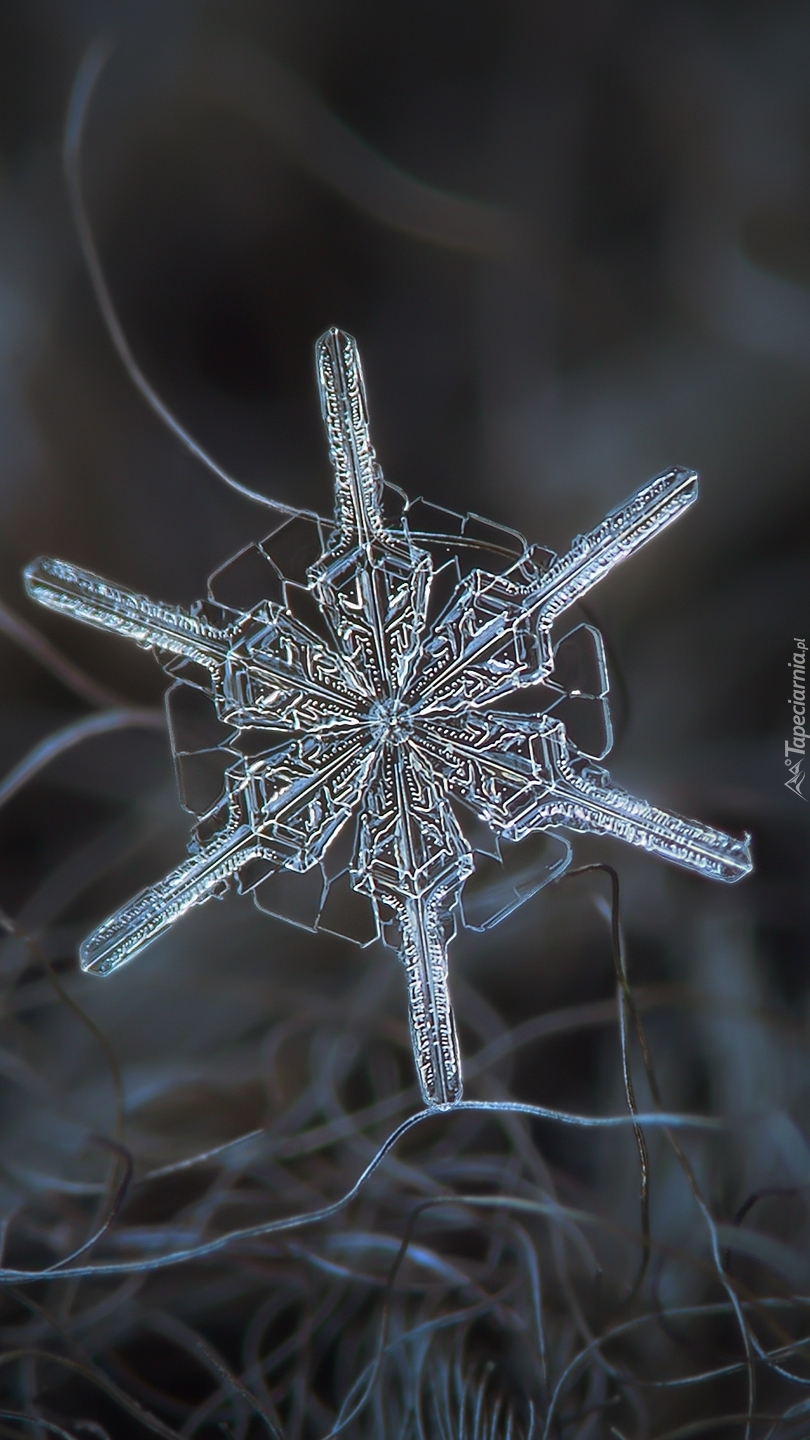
24;328;752;1106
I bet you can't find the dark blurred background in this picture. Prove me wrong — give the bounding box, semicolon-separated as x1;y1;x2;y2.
0;2;808;1436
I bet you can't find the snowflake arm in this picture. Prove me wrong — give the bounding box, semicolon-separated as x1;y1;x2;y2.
310;329;432;700
25;556;371;728
25;556;234;667
355;748;473;1104
79;804;263;975
81;722;375;974
411;466;698;712
316;324;385;551
413;710;752;882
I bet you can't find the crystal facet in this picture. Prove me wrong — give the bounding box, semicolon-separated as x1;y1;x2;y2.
24;329;752;1106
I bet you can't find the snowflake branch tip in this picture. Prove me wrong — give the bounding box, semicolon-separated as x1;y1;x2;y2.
316;327;385;550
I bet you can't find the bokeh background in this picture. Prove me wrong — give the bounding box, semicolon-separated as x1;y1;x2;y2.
0;2;808;1436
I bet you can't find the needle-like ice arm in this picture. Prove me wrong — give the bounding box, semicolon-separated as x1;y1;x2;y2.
416;712;753;884
25;555;369;726
415;468;699;709
317;327;386;550
355;748;472;1105
314;328;433;703
25;556;231;669
531;725;752;882
80;821;262;975
532;467;698;630
82;724;376;975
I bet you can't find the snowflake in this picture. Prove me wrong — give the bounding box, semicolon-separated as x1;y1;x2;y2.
25;329;752;1105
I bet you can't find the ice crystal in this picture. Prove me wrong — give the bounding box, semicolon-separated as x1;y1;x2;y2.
25;329;752;1105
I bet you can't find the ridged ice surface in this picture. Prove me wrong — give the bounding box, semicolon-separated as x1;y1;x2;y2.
24;328;752;1106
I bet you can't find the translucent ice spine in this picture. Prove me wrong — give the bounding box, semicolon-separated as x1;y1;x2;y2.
25;328;752;1107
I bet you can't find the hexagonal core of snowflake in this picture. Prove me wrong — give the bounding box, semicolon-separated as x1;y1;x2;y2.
165;499;605;949
367;698;414;747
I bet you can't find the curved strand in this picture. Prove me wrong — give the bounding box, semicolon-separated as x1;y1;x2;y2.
64;39;323;521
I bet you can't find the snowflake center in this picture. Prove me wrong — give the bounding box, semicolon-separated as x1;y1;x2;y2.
367;697;414;747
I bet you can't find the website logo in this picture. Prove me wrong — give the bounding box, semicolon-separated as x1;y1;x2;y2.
785;637;807;800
